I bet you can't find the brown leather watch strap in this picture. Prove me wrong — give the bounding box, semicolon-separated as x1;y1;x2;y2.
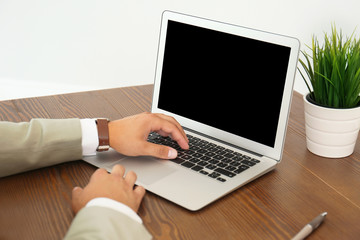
96;118;110;152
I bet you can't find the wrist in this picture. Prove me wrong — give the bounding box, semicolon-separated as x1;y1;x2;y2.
107;119;124;153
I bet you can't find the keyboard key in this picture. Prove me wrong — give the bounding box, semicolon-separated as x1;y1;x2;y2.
213;155;224;160
193;153;203;158
207;147;217;152
181;155;193;160
192;136;201;141
222;158;232;163
198;143;208;148
189;158;200;163
217;177;226;182
205;152;216;157
229;161;241;167
189;145;200;151
216;150;227;155
231;156;243;161
241;160;256;166
225;166;236;171
170;158;185;164
251;158;261;163
205;164;217;170
198;161;208;166
224;153;234;158
238;165;250;170
197;149;208;154
200;156;211;161
225;149;234;153
178;151;185;157
185;150;196;155
234;168;247;174
214;168;236;178
217;162;228;168
208;172;221;178
199;170;209;175
209;159;219;165
202;144;212;150
181;162;195;168
186;134;193;139
191;165;204;172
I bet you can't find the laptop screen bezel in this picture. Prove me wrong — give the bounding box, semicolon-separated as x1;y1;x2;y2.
151;11;300;162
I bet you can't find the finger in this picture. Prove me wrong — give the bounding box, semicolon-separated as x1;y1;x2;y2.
124;170;137;186
166;130;189;150
151;118;189;150
152;113;187;137
156;129;188;150
155;114;189;142
71;186;84;214
134;185;146;200
72;186;83;198
131;185;146;212
141;142;178;159
90;168;108;183
111;164;125;178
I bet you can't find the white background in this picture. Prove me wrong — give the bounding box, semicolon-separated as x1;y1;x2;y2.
0;0;359;100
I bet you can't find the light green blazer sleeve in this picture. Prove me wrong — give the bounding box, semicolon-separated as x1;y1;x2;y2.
0;119;82;177
64;206;152;240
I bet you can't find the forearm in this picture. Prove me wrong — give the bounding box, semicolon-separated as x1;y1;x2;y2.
0;118;82;177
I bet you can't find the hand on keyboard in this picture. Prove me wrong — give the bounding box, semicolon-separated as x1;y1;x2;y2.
108;112;189;159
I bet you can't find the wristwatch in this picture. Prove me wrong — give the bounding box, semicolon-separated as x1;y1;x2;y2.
95;118;110;152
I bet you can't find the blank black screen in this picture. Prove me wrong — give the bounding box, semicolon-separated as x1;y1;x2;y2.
158;20;291;147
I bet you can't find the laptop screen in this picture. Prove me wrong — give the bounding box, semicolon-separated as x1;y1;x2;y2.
157;20;291;148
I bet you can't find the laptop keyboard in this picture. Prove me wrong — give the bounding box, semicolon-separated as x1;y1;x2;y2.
147;132;261;183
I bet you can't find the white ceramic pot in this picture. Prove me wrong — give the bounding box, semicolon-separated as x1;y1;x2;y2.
304;94;360;158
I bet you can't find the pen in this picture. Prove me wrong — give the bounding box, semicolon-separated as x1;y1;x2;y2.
291;212;327;240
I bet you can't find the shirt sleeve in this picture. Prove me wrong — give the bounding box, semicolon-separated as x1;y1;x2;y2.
80;119;98;156
85;197;143;224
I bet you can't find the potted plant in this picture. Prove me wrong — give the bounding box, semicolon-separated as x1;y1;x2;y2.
298;26;360;158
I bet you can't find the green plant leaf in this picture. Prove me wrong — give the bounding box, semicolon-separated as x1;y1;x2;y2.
298;25;360;108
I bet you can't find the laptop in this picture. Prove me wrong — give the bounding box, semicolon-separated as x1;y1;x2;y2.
84;11;300;211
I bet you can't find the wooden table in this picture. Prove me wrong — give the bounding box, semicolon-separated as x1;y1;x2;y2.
0;85;359;239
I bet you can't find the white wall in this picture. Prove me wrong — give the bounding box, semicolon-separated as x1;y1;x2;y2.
0;0;359;100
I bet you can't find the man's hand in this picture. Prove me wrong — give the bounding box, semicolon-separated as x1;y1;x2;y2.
108;112;189;159
72;165;145;214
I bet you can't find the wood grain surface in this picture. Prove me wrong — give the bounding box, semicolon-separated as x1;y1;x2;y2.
0;85;359;240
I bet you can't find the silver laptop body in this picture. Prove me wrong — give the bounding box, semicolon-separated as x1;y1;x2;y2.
84;11;300;211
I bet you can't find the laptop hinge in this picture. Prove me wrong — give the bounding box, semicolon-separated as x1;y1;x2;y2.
183;127;263;158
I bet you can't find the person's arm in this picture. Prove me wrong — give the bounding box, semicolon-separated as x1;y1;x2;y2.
0;118;82;177
0;112;189;178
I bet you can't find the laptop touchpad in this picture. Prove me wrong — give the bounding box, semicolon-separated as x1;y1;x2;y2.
119;156;177;185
